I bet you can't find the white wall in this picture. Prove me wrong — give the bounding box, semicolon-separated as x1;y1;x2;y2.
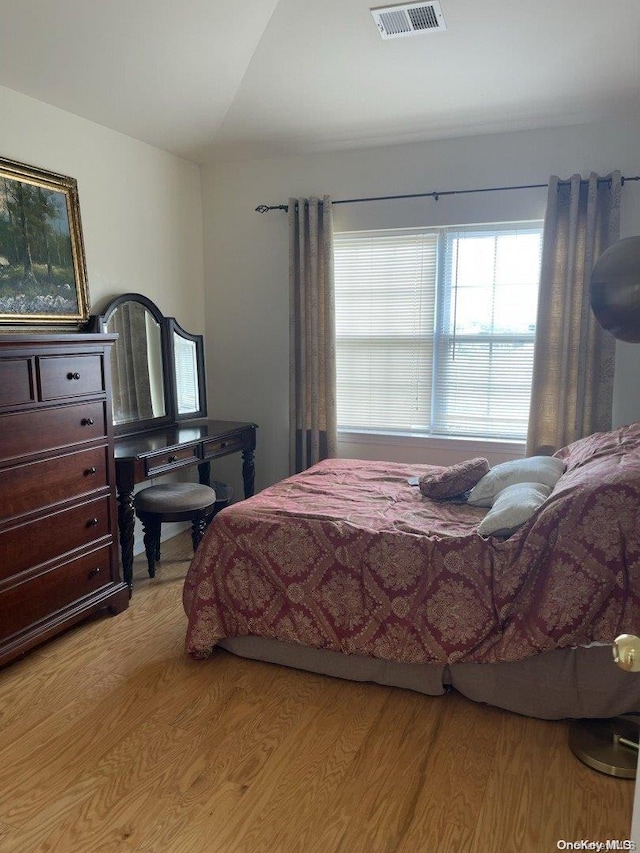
0;84;204;329
1;84;206;551
202;118;640;496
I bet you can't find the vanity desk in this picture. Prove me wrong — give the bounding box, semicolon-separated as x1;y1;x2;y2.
92;294;257;590
114;419;256;588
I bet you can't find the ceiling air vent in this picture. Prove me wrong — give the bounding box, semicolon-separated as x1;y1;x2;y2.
371;2;446;39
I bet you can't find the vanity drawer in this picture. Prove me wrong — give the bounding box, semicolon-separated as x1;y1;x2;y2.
0;401;107;462
37;354;105;401
0;357;35;409
202;435;244;459
0;496;111;583
0;446;109;522
144;445;200;477
0;545;112;643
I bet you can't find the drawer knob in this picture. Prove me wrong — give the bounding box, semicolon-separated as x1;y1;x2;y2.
87;567;101;579
87;517;99;527
68;372;81;380
85;467;97;476
81;417;95;426
220;441;228;449
168;454;178;462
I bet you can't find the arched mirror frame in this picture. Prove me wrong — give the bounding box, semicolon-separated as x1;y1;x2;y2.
92;293;207;436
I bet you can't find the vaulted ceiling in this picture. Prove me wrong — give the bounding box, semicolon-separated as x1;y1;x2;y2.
1;0;638;163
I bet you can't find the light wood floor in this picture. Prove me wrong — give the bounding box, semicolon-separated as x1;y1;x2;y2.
0;531;634;853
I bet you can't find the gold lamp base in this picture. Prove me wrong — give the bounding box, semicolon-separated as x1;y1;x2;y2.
569;717;639;778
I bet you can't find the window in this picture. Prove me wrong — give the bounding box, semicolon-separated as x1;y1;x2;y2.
334;222;543;441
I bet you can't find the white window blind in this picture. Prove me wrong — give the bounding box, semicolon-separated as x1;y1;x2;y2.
334;230;437;432
334;222;543;441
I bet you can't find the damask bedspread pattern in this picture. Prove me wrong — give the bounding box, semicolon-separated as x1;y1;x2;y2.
183;425;640;665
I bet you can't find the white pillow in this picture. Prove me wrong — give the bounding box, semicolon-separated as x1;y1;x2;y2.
467;456;564;507
477;482;552;537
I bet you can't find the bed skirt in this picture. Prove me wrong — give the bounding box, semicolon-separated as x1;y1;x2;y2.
219;637;640;720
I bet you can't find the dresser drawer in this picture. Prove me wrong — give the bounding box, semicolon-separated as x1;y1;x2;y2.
0;357;35;409
0;545;112;642
37;354;105;401
0;446;109;522
144;444;200;477
0;496;112;583
0;401;107;462
202;435;244;459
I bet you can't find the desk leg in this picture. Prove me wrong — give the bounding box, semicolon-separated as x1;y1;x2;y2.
117;487;135;593
198;461;211;487
242;448;255;498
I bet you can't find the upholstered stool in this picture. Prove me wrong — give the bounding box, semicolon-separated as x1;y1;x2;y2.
133;482;217;578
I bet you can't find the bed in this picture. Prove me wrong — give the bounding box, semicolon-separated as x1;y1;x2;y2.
183;422;640;719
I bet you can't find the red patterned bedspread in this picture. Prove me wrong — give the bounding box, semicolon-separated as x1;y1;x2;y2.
183;423;640;665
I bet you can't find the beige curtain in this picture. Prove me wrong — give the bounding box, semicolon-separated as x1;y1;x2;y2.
289;196;337;474
526;172;621;455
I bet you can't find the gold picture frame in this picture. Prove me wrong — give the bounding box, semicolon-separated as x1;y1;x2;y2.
0;156;89;325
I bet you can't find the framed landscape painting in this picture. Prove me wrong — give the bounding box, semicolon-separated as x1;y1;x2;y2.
0;156;89;325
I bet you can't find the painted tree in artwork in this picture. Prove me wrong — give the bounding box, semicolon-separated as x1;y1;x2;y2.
0;176;77;315
1;179;63;279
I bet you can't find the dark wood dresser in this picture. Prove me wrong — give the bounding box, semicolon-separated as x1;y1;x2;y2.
0;334;129;667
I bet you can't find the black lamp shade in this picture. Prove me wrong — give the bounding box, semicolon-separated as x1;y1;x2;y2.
590;236;640;343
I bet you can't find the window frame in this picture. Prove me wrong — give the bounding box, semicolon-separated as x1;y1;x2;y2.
333;220;544;442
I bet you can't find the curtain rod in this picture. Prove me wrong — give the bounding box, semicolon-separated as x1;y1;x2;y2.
255;175;640;213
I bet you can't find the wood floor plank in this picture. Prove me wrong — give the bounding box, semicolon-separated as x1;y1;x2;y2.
304;689;450;853
116;667;337;852
220;681;388;853
320;689;499;853
0;530;634;852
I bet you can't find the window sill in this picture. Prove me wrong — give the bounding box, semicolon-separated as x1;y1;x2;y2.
337;429;525;456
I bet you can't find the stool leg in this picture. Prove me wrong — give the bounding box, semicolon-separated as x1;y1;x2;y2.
191;515;207;552
142;518;162;578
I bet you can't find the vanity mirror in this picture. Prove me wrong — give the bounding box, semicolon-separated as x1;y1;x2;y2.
92;293;207;435
167;317;207;420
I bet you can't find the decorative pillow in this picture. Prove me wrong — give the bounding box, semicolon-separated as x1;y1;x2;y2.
467;456;565;507
419;457;489;500
477;482;552;537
